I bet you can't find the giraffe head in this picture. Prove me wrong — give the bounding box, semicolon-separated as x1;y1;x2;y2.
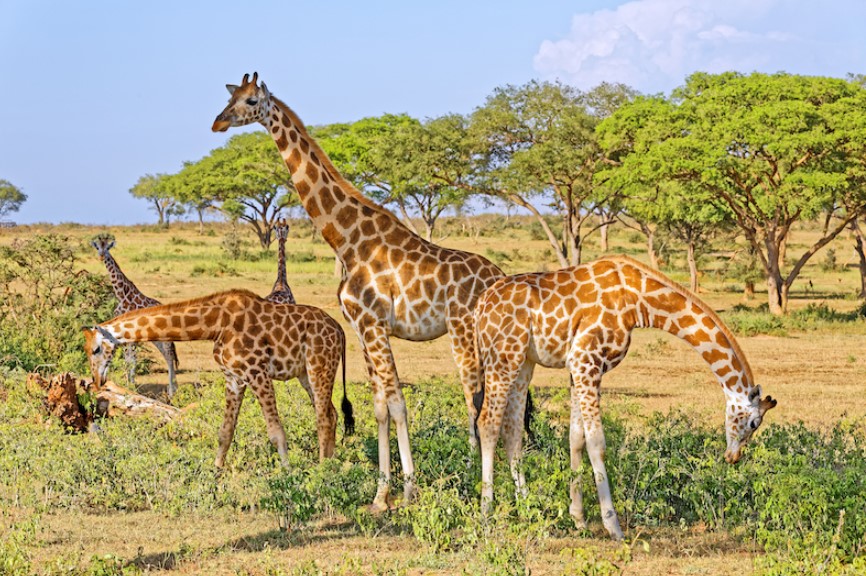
91;233;116;261
212;72;271;132
82;326;119;390
274;218;289;242
724;386;777;463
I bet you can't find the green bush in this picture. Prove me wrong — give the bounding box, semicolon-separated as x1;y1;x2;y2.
0;234;115;372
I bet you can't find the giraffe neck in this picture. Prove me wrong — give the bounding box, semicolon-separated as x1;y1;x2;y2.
620;258;755;400
99;293;236;342
100;252;142;305
273;233;289;293
262;96;416;268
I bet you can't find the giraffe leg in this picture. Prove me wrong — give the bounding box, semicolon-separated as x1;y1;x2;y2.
358;323;415;510
300;371;337;461
446;314;482;449
154;341;178;399
124;343;136;386
246;371;289;466
568;376;587;530
573;369;624;541
502;361;535;500
215;374;246;469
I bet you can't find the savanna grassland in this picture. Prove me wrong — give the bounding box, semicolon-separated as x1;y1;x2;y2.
1;217;865;576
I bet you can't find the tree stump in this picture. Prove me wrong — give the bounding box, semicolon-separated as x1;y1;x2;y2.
28;372;182;433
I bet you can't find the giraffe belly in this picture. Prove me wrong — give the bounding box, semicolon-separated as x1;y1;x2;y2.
527;334;569;369
391;315;447;341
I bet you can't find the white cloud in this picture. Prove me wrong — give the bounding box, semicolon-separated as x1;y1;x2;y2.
533;0;789;93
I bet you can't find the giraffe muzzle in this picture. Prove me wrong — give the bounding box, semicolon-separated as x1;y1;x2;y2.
212;118;231;132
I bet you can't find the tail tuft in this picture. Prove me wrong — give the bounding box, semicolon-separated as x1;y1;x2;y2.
524;389;535;445
341;395;355;436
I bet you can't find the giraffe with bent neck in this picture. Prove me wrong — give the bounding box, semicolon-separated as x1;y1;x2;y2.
266;218;296;305
83;289;353;464
474;255;777;540
213;73;505;510
91;235;179;398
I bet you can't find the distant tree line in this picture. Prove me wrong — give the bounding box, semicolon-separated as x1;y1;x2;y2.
130;71;866;315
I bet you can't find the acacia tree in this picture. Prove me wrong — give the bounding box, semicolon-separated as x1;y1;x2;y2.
0;179;27;220
600;72;866;314
167;132;298;248
470;81;636;266
129;174;183;226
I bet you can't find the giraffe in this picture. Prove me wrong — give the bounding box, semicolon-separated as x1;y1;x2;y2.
91;234;179;398
213;73;508;510
266;218;297;305
82;289;354;464
473;255;777;540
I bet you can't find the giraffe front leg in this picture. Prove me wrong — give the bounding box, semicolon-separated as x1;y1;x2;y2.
215;374;246;469
359;324;415;510
574;373;624;541
124;343;136;386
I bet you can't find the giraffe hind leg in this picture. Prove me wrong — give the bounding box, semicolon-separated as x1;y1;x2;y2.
153;341;178;399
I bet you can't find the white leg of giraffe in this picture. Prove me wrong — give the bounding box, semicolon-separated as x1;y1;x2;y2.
153;341;178;398
502;360;535;500
215;373;246;468
572;366;624;541
568;376;587;529
478;357;523;515
124;343;136;386
357;323;416;510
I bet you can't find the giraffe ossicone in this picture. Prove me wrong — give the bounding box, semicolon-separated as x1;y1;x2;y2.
91;233;180;398
474;255;777;540
83;289;353;464
213;72;515;510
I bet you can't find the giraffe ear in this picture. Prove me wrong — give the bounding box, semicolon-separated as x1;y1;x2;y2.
226;84;239;96
260;82;270;99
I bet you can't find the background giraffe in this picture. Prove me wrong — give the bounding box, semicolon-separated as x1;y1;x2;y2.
91;234;179;398
266;218;296;304
213;73;511;510
474;255;776;540
83;289;354;464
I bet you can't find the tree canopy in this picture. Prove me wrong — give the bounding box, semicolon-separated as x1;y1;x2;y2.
0;179;28;220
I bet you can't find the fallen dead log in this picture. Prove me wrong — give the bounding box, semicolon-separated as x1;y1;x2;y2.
27;372;183;433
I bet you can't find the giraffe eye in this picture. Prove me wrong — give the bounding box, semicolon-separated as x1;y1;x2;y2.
246;98;258;106
93;345;102;355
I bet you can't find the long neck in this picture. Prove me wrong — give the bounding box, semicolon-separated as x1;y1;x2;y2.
273;234;289;292
628;265;754;397
100;299;225;342
101;252;140;302
262;96;417;267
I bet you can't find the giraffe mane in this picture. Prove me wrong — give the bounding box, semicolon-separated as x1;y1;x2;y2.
603;254;755;386
107;289;262;323
269;96;416;235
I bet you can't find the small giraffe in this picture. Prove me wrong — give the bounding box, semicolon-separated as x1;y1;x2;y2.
213;73;508;510
266;218;296;305
83;289;354;464
474;255;776;540
91;235;179;398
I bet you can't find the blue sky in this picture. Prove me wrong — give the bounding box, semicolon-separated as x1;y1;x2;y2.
1;0;864;225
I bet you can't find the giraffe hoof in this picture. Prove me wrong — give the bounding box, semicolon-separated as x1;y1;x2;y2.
367;499;392;515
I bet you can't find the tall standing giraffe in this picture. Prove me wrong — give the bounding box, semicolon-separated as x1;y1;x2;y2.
213;73;505;510
474;255;776;540
91;235;179;398
83;289;353;463
266;218;296;305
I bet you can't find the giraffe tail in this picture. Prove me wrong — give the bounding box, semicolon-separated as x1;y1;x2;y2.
340;335;355;436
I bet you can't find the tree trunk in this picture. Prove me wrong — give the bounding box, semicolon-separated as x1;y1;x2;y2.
687;239;699;293
423;219;434;242
744;281;755;301
154;201;165;225
766;257;786;315
641;223;659;269
197;208;205;235
852;221;866;298
599;214;610;252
